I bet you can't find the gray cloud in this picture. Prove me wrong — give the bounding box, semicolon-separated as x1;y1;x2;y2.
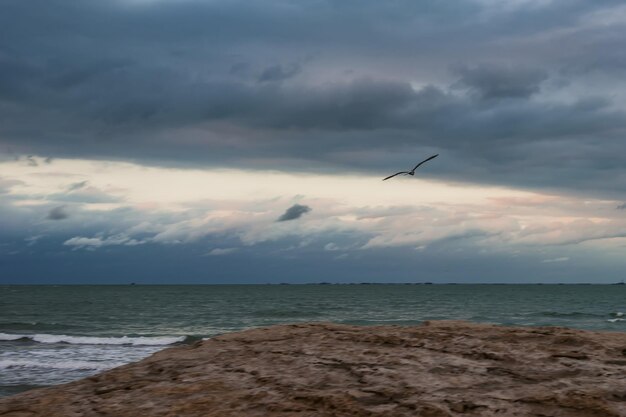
258;64;301;83
452;64;548;99
0;178;22;194
47;182;120;204
542;257;570;264
277;204;312;222
47;206;69;220
25;155;38;167
67;180;88;191
0;0;625;199
48;190;120;204
63;233;146;249
206;247;238;256
618;203;626;210
24;235;44;246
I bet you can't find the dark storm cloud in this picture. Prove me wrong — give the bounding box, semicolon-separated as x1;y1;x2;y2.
277;204;312;222
1;0;626;196
451;64;548;99
47;206;69;220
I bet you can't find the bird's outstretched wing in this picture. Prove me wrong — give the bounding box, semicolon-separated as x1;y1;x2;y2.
382;171;409;181
411;154;439;172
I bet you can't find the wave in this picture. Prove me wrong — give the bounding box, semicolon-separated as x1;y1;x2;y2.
0;359;124;371
607;318;626;323
0;333;187;346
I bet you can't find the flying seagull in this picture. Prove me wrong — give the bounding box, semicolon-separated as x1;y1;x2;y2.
382;154;439;181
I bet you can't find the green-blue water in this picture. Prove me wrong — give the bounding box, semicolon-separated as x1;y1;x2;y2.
2;284;626;397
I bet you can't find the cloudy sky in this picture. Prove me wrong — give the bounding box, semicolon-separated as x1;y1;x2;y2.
1;0;625;283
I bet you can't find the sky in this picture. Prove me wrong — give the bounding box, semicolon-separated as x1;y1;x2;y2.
1;0;625;283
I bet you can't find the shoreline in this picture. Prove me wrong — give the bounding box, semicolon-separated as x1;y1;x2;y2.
3;320;626;416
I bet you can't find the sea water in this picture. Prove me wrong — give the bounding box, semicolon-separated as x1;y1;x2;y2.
2;284;626;397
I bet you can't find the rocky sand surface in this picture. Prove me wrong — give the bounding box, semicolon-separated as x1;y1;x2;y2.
2;321;626;416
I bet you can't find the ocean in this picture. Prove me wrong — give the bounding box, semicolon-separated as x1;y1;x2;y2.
2;284;626;397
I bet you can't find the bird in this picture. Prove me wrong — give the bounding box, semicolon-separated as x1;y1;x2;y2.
382;154;439;181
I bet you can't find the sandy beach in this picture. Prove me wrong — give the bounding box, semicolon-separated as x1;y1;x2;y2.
2;320;626;416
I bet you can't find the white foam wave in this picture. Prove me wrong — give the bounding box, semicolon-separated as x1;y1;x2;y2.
0;333;24;341
607;318;626;323
0;359;123;371
0;332;185;346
